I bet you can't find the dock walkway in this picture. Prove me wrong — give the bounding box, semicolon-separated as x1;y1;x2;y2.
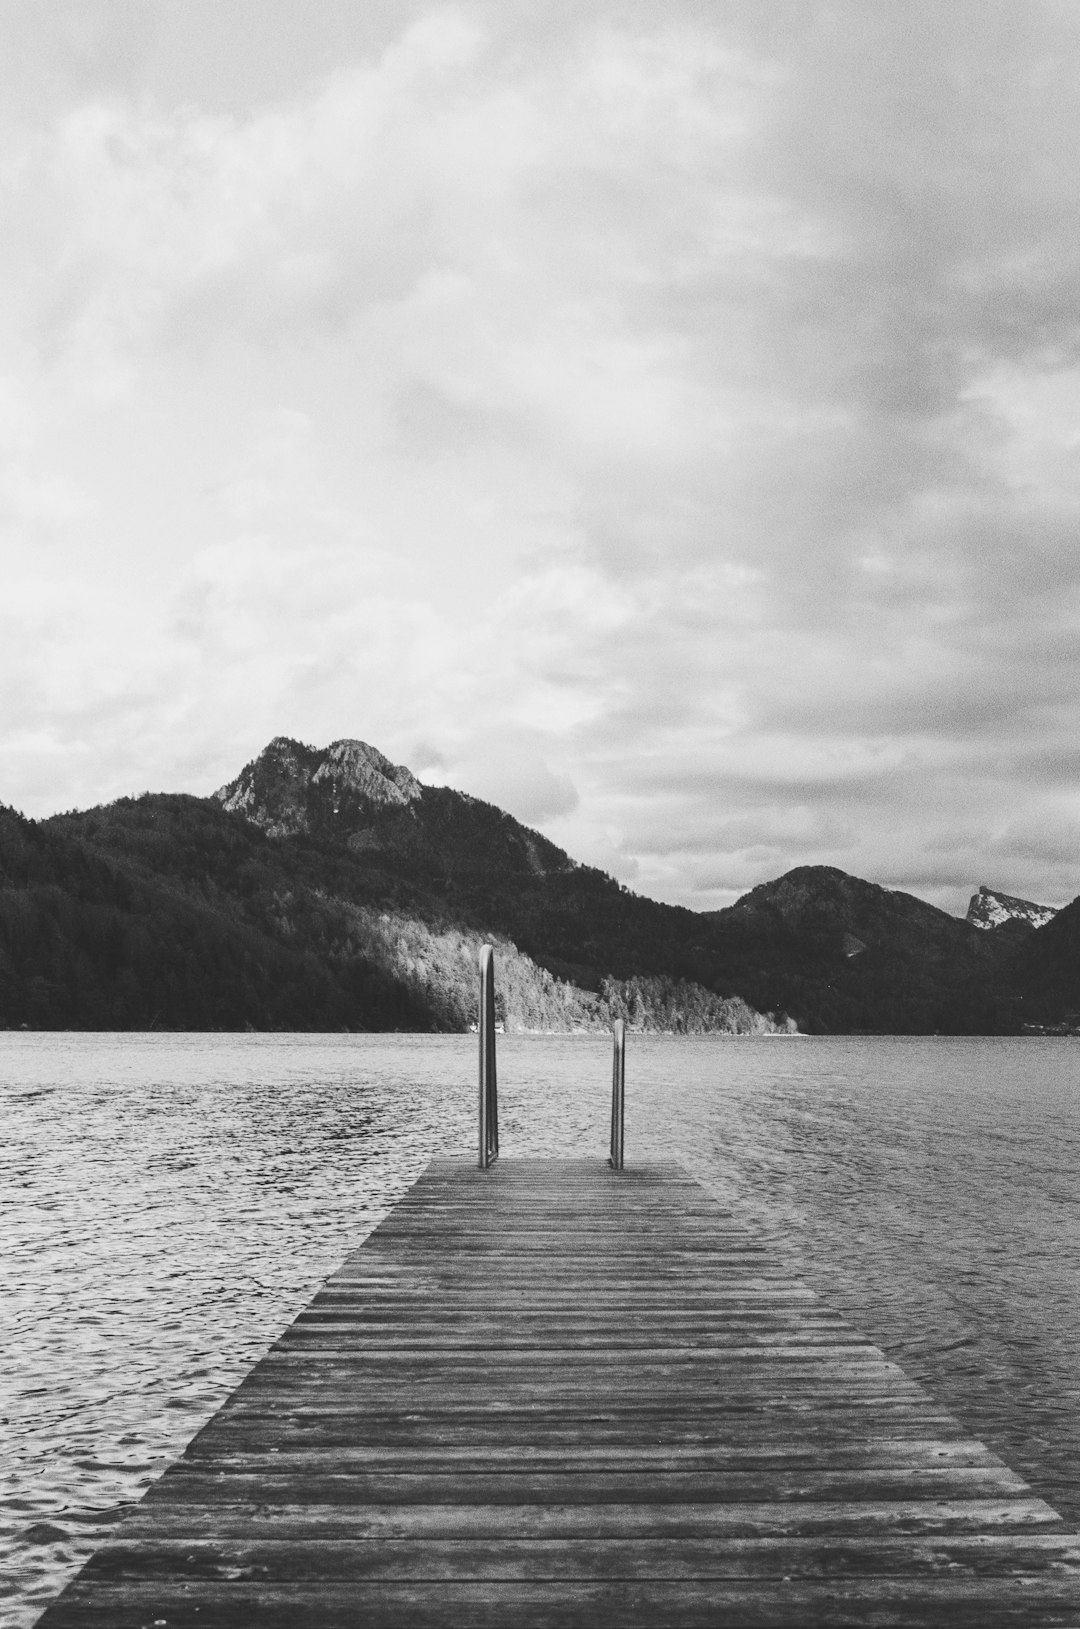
37;1155;1080;1627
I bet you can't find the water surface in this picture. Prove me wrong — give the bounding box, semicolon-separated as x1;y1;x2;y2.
3;1032;1079;1626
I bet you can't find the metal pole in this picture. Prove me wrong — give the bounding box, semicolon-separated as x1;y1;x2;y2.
489;974;499;1160
478;944;498;1168
610;1018;625;1170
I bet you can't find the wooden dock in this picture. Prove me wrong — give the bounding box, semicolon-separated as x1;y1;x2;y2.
36;1156;1080;1627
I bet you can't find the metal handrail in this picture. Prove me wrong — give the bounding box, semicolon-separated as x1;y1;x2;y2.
478;945;621;1169
609;1018;625;1169
478;944;499;1168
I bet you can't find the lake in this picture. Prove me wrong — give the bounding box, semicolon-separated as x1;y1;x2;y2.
3;1031;1080;1626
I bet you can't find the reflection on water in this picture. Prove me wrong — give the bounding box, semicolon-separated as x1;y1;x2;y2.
2;1032;1079;1625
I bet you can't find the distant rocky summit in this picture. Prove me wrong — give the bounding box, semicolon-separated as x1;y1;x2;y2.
216;736;422;837
966;885;1058;932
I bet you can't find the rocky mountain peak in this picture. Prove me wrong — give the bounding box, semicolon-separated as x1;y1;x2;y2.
312;739;422;806
712;864;983;974
214;735;421;837
966;885;1058;932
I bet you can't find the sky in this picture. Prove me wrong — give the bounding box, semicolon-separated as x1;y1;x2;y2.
3;0;1080;915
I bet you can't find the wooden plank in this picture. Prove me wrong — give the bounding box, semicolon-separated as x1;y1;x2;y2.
35;1575;1080;1629
66;1531;1080;1579
128;1482;1051;1524
138;1438;1003;1469
35;1156;1080;1629
120;1495;1065;1535
197;1415;971;1455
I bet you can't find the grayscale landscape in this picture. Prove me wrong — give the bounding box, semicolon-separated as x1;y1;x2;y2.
4;4;1080;1626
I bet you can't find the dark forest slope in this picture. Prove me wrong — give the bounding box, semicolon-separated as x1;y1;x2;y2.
1009;893;1080;1030
0;799;427;1030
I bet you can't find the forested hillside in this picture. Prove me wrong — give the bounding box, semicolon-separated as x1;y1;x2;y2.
0;735;1071;1034
0;800;426;1030
0;792;782;1033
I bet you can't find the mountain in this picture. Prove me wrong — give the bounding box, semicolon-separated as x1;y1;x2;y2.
205;741;1004;1032
704;865;1021;1034
1;738;788;1034
1007;895;1080;1031
966;885;1059;932
216;736;422;835
1;733;1074;1034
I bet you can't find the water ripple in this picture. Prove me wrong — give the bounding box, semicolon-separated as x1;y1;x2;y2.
3;1032;1079;1625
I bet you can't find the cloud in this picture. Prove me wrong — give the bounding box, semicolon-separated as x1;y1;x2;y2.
430;727;580;825
3;2;1080;918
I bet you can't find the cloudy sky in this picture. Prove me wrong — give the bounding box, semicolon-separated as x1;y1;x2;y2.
3;0;1080;914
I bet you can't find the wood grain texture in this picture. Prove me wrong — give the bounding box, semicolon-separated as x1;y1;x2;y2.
35;1156;1080;1627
